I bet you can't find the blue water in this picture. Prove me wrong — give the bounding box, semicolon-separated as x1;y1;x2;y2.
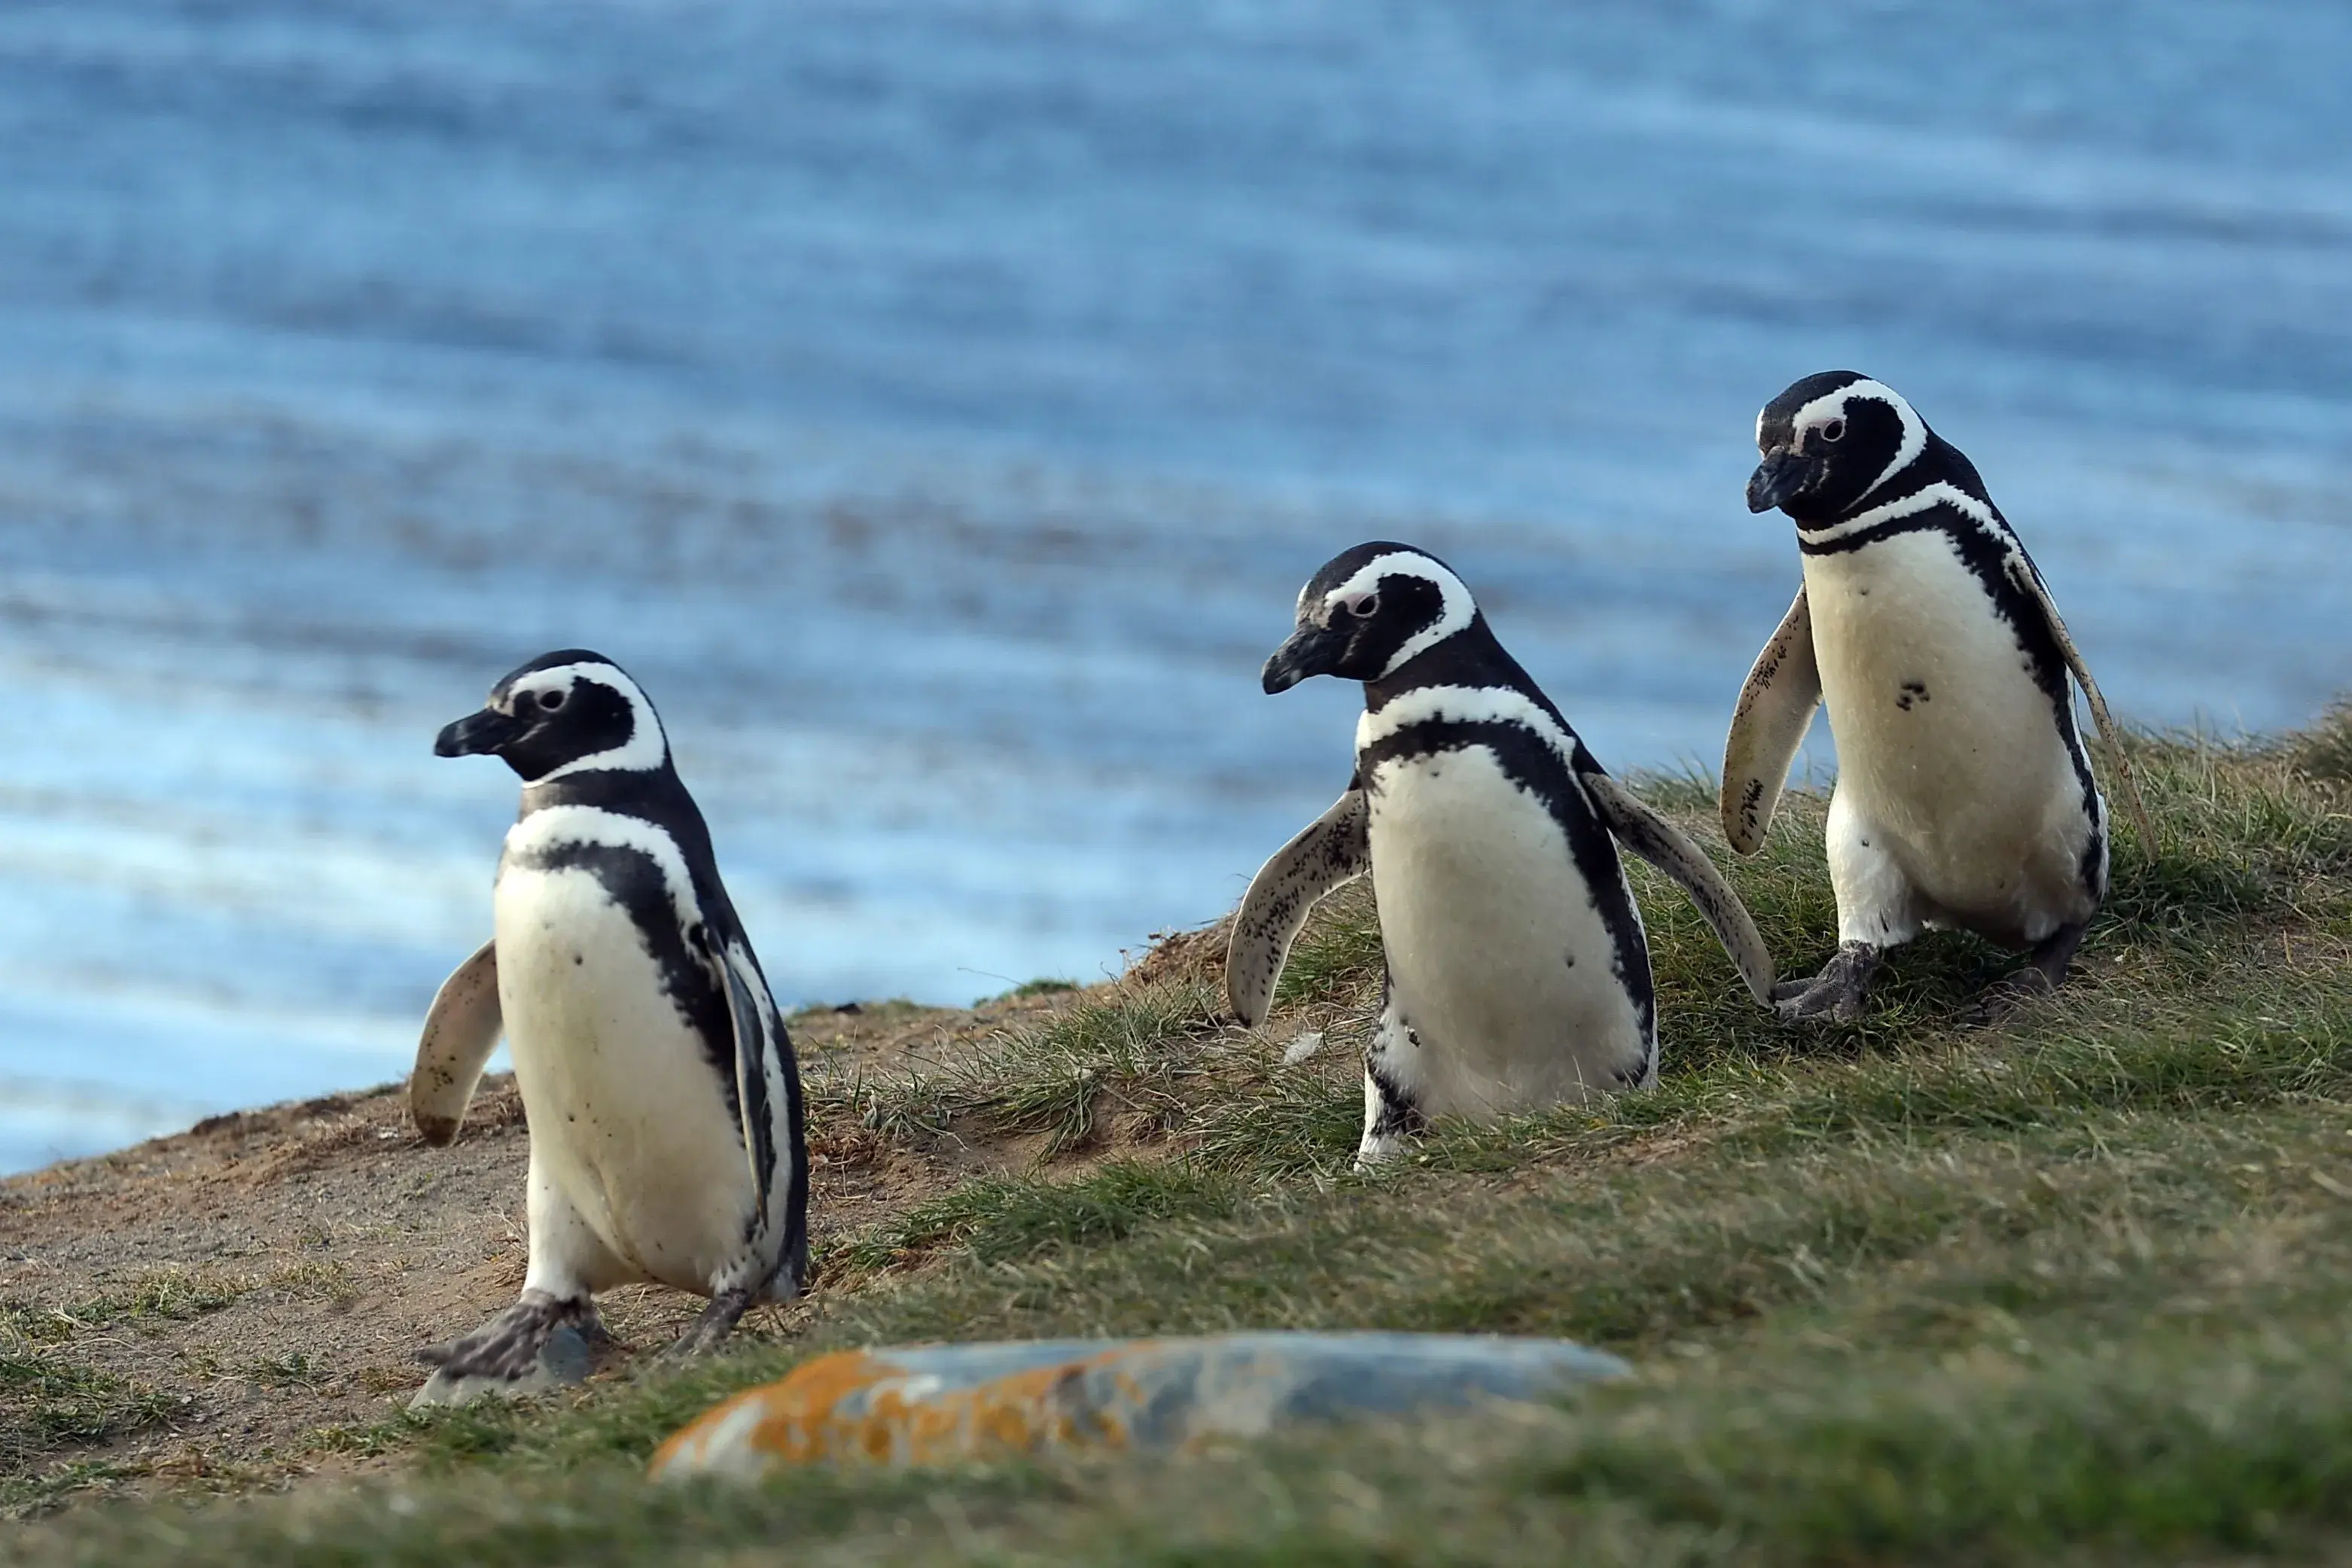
2;0;2347;1174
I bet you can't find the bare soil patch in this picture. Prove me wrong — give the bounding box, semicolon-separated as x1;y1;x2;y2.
0;986;1099;1506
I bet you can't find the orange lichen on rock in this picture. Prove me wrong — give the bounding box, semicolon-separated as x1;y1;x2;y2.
648;1333;1631;1483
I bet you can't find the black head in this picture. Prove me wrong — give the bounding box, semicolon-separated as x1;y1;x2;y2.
1746;370;1929;525
1260;542;1479;693
434;649;672;784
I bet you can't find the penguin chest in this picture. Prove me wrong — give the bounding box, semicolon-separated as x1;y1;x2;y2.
1363;744;1650;1119
1802;531;2097;933
493;863;757;1292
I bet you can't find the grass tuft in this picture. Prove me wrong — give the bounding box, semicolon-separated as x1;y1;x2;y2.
949;982;1229;1155
2288;699;2352;787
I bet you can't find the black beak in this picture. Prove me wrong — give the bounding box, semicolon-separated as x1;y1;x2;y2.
435;707;525;758
1260;623;1350;695
1746;447;1817;514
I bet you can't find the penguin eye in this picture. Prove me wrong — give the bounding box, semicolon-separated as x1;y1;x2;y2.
1342;591;1380;620
1818;419;1846;444
537;689;567;712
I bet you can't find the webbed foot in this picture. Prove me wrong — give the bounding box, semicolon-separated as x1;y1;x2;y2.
1773;940;1883;1023
410;1289;604;1408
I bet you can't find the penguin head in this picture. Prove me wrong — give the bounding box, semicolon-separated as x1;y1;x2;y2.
435;650;672;783
1747;371;1927;524
1261;542;1479;693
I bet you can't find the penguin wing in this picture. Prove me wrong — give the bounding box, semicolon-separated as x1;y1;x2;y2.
1226;787;1370;1028
2002;552;2157;855
412;939;501;1145
718;946;788;1232
1720;585;1820;856
1583;771;1778;1005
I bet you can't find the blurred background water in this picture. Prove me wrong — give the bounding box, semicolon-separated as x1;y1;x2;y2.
1;0;2347;1174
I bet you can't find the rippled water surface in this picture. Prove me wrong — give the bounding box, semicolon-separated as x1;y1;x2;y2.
2;0;2348;1172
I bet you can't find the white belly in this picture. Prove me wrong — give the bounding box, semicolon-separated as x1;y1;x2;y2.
1366;744;1650;1119
495;864;756;1292
1803;531;2098;939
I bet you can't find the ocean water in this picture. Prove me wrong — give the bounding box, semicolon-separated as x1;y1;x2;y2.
1;0;2347;1174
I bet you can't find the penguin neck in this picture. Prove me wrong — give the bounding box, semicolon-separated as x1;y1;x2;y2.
516;764;737;931
1362;614;1547;716
520;763;700;832
1803;429;1993;532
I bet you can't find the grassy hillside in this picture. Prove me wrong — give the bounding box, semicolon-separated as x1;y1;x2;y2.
8;713;2352;1566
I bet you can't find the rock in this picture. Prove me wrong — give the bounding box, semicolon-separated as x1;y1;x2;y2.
647;1332;1629;1480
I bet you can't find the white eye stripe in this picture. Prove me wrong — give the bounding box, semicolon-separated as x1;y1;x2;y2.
1787;378;1923;504
520;662;672;778
1315;552;1476;677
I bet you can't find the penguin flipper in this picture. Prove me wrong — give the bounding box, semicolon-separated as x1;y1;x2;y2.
2002;553;2156;857
718;951;784;1240
1226;787;1370;1028
1720;585;1820;856
1583;771;1778;1006
413;939;502;1145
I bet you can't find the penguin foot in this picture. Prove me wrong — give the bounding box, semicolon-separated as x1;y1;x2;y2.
1964;967;2056;1026
1773;941;1882;1023
1964;922;2086;1027
665;1286;754;1359
410;1289;604;1408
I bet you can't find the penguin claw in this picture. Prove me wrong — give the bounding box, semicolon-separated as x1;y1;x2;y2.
1772;942;1881;1024
1772;982;1865;1022
663;1286;754;1360
409;1290;602;1408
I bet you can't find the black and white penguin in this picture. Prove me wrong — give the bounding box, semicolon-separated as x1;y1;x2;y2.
1724;371;2150;1021
408;650;810;1402
1228;543;1777;1165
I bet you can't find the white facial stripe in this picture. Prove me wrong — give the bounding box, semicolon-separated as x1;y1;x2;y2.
1795;480;2001;547
1355;684;1579;768
504;804;706;935
517;662;670;779
1789;378;1924;507
1318;552;1476;679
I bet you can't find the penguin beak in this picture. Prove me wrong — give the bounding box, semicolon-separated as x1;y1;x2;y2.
435;707;526;758
1746;447;1818;514
1261;622;1350;694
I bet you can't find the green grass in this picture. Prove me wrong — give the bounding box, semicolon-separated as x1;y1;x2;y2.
835;1158;1246;1271
11;726;2352;1562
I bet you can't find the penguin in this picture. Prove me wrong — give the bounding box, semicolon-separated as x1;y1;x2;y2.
1723;371;2151;1021
1227;543;1778;1167
408;649;811;1402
